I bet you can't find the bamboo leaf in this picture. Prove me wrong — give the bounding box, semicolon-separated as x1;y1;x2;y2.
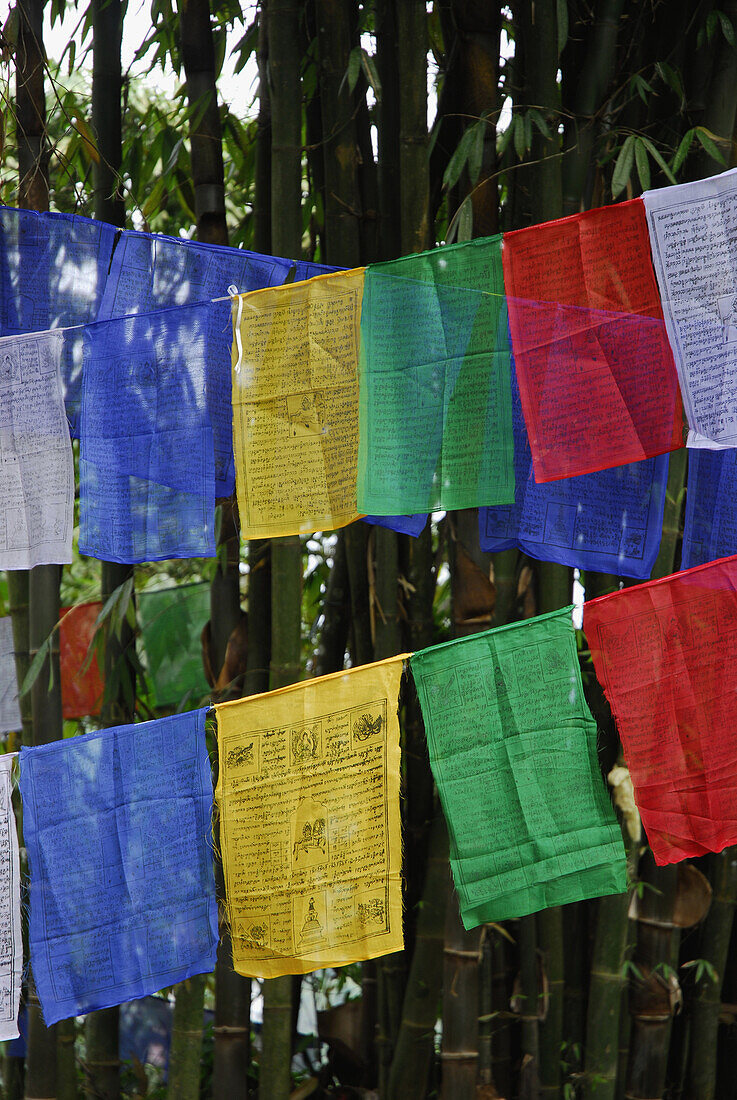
341;46;362;96
19;635;53;697
673;128;695;173
640;137;677;184
718;8;736;44
695;125;727;165
556;0;568;55
360;48;382;102
73;115;100;164
530;108;552;140
707;9;718;40
635;138;651;192
611;135;635;198
467;120;485;184
655;61;685;105
443;126;477;191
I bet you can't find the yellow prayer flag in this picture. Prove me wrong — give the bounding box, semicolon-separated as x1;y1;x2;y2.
215;655;408;978
231;269;366;539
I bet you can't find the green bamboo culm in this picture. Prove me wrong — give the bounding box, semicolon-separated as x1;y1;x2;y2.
167;975;208;1100
7;571;32;751
386;807;448;1100
684;848;737;1100
581;891;632;1100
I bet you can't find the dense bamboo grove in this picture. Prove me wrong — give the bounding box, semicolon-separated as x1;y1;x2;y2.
4;0;737;1097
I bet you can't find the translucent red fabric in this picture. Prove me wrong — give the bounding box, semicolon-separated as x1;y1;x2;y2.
60;602;104;720
585;555;737;864
503;199;684;482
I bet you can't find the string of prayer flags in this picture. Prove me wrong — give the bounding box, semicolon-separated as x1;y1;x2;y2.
78;307;216;564
0;331;74;569
138;583;211;707
59;603;105;721
503;198;684;482
480;356;669;578
681;449;737;569
585;555;737;865
0;619;20;735
643;168;737;448
215;655;407;977
0;754;23;1040
20;708;218;1024
357;237;515;515
410;608;626;928
232;270;365;539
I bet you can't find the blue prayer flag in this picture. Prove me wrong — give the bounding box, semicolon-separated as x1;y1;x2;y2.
96;231;340;495
362;514;428;537
79;305;217;564
20;709;218;1025
681;449;737;568
479;359;668;579
0;206;117;432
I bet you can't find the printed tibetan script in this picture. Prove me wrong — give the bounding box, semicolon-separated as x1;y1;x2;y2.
231;270;365;539
644;168;737;448
0;755;22;1040
215;656;407;977
0;330;73;569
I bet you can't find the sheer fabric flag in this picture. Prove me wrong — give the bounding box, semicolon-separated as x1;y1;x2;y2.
0;619;20;735
410;609;626;928
20;708;218;1024
138;583;211;707
503;198;683;482
79;306;216;564
681;449;737;568
215;655;407;978
0;754;23;1040
362;513;428;537
643;168;737;448
0;206;117;433
585;555;737;864
0;330;74;569
357;237;514;515
232;270;365;539
480;356;668;578
97;233;339;496
59;603;104;720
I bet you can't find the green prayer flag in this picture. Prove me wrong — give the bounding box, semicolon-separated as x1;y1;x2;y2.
138;582;211;707
357;236;515;515
410;607;626;929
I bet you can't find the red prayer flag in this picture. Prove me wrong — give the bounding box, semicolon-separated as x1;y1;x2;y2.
585;555;737;865
503;198;684;482
60;602;104;720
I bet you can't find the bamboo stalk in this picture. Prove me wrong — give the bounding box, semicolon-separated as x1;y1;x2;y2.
582;891;632;1100
685;848;737;1100
538;908;564;1098
167;975;207;1100
7;572;32;752
56;1019;77;1100
387;807;449;1099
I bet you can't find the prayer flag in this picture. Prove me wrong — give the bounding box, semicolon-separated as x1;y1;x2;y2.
0;754;23;1040
357;237;515;514
79;306;216;564
681;448;737;569
0;330;74;569
643;168;737;448
503;199;683;482
410;609;626;928
231;271;365;539
20;709;217;1024
0;619;20;735
480;355;668;578
215;655;407;977
0;206;117;434
138;583;211;707
585;555;737;864
59;603;105;720
362;514;428;537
